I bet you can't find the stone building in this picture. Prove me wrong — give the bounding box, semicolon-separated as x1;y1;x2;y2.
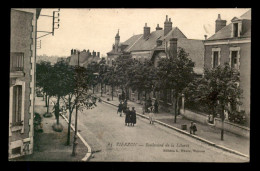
9;8;41;159
203;10;251;118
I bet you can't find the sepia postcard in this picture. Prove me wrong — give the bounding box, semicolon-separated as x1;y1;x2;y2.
9;8;250;162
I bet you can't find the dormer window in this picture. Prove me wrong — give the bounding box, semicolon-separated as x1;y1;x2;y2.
231;17;242;38
233;23;238;37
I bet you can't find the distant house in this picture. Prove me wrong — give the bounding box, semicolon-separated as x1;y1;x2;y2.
67;49;101;67
9;8;41;159
204;10;251;117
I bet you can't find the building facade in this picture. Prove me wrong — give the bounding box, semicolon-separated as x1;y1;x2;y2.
204;10;251;118
9;8;41;159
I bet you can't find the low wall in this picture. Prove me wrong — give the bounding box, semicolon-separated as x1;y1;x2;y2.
180;109;250;138
214;118;250;138
180;109;208;124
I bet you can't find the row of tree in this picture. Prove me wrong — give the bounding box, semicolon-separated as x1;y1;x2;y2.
37;47;244;143
93;48;243;140
36;60;97;155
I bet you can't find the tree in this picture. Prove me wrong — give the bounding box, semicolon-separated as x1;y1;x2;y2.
86;61;100;94
114;55;135;99
103;63;117;100
48;61;74;132
36;61;53;116
188;63;243;140
157;47;195;123
61;65;97;148
128;59;158;101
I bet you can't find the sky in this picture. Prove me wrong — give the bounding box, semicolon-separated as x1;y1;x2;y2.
37;8;250;57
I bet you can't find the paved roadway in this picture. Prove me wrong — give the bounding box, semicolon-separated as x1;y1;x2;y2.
69;101;249;162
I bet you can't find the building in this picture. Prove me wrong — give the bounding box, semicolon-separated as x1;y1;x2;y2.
203;10;251;118
107;15;204;74
9;8;41;159
106;15;204;105
67;49;101;67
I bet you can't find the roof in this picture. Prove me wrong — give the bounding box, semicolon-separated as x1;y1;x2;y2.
207;10;251;41
124;27;187;52
177;38;204;74
240;10;251;20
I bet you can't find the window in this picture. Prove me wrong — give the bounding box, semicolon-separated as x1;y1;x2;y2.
12;147;21;155
12;85;22;125
233;23;238;37
213;51;219;68
10;52;24;72
231;51;238;69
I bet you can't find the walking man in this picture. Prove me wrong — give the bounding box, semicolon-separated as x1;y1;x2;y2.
117;101;123;117
148;107;155;124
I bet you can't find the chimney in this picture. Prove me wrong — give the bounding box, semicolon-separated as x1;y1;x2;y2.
156;24;162;30
73;49;77;55
215;14;227;33
156;39;162;46
169;38;177;59
97;52;100;58
93;51;96;57
204;35;207;40
71;49;73;55
143;23;150;39
164;15;172;36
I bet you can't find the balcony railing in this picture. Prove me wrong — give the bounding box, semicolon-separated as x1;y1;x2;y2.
10;52;24;72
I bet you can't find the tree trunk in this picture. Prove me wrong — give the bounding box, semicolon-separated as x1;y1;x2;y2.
221;105;225;141
145;91;147;101
45;94;48;107
105;84;106;94
93;85;95;94
112;85;114;100
72;105;79;156
42;92;45;101
174;93;178;123
47;95;50;114
67;108;73;145
56;96;60;125
101;82;103;97
66;97;72;146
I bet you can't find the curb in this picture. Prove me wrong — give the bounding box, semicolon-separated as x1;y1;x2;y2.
60;114;92;162
102;99;249;159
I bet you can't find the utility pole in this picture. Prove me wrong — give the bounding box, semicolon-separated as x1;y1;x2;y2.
72;51;80;156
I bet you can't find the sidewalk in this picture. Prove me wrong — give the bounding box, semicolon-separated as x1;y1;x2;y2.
99;93;249;156
14;97;88;161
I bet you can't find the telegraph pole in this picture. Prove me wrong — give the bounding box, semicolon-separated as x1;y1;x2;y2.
72;51;80;156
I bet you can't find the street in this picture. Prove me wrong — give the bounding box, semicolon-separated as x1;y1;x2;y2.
69;100;249;162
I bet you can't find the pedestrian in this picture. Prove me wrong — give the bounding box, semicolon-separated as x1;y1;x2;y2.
125;107;131;126
193;123;197;135
190;122;194;134
131;107;136;126
142;101;146;114
122;91;126;101
117;101;123;117
147;97;152;108
154;99;159;113
123;99;127;113
148;107;155;124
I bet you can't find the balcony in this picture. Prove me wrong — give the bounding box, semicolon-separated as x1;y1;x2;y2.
10;52;25;78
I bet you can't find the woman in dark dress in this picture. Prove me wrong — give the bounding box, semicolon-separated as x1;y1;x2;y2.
125;107;131;126
131;107;136;126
